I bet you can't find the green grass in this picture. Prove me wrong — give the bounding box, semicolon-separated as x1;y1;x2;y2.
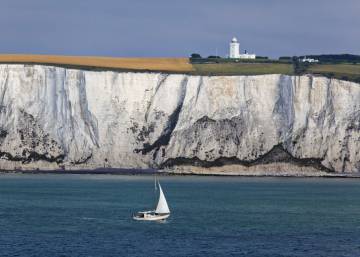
307;64;360;83
191;63;294;76
308;64;360;75
191;62;360;83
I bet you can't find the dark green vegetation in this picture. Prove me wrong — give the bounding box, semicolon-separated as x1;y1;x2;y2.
280;54;360;64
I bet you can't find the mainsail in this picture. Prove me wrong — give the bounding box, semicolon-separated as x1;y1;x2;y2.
155;182;170;214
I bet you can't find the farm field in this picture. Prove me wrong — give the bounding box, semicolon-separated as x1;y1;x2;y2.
0;54;194;73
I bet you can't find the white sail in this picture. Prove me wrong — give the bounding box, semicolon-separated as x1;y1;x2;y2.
155;182;170;214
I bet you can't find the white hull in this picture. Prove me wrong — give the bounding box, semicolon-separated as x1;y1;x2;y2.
133;213;170;221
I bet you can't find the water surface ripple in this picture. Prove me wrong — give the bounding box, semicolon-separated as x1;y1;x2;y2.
0;174;359;257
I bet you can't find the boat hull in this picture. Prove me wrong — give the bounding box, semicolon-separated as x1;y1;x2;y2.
133;213;170;221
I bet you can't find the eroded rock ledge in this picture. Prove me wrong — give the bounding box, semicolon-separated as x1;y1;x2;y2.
160;145;330;171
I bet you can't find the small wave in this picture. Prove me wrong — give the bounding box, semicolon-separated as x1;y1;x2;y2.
80;217;97;220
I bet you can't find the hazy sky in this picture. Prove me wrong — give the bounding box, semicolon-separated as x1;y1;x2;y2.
1;0;359;58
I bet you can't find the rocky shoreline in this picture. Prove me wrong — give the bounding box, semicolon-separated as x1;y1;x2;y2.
0;167;359;178
161;164;360;177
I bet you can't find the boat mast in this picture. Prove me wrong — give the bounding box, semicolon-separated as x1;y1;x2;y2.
154;173;157;209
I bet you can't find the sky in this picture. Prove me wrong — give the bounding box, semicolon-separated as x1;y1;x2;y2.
0;0;359;58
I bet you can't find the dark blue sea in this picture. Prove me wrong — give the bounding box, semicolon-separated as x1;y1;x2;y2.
0;174;359;257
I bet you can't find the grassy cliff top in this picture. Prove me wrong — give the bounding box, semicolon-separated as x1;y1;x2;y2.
191;63;294;76
190;61;360;83
0;54;359;83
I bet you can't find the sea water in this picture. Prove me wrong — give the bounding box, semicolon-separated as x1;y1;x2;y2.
0;174;359;257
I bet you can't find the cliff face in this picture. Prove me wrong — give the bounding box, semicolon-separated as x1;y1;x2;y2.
0;64;359;173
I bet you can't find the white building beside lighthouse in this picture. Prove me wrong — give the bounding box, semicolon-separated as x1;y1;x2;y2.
229;37;256;59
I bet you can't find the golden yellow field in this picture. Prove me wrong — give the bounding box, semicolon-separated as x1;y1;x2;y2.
0;54;194;72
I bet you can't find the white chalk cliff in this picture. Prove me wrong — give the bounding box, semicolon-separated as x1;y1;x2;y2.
0;64;359;174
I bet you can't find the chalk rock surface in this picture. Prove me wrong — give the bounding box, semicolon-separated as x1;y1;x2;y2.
0;64;359;173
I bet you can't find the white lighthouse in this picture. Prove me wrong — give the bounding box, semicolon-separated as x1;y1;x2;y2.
229;37;256;59
229;37;240;58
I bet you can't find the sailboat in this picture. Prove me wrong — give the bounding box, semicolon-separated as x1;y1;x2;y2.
133;178;170;221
